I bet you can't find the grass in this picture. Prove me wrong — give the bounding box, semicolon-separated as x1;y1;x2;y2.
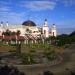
0;44;16;52
0;43;65;54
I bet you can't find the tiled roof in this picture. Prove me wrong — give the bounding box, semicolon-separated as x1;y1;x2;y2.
0;36;3;39
0;35;38;41
3;36;11;41
0;35;25;41
17;36;25;41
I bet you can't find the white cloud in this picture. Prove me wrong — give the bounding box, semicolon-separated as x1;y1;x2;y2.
0;12;26;24
0;6;10;12
0;0;12;12
0;0;26;24
20;1;56;11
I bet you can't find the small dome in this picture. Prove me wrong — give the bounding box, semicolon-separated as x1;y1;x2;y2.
45;19;47;21
1;21;3;24
22;20;36;26
52;24;56;27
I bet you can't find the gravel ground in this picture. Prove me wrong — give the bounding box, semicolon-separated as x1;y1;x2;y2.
0;45;75;75
13;48;75;75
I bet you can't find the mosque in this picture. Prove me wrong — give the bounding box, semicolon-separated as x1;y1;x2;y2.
0;19;57;44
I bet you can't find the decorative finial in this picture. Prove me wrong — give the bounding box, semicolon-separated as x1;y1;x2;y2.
53;24;55;25
45;19;47;21
1;21;3;24
6;21;8;23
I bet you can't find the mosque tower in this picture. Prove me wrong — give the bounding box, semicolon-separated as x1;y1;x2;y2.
42;19;49;38
51;24;57;37
0;21;3;27
0;21;4;36
6;21;9;27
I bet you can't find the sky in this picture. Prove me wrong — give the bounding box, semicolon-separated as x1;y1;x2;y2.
0;0;75;34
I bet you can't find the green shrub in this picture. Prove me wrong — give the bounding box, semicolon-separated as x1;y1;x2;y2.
44;50;57;61
21;53;37;64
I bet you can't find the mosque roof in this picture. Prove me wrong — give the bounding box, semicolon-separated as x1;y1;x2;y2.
22;20;36;26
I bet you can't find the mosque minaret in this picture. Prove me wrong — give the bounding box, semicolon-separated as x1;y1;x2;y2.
43;19;49;38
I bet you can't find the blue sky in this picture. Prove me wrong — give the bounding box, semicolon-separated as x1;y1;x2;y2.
0;0;75;34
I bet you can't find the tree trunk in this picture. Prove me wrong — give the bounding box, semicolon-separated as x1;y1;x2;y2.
16;41;21;56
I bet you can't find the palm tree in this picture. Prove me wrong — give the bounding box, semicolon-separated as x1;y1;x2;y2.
11;31;16;36
2;30;11;44
16;30;21;56
15;30;21;43
16;30;21;36
6;29;11;36
2;32;5;38
2;29;11;36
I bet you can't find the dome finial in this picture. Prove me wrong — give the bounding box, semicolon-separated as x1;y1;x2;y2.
1;21;3;24
45;19;47;21
53;24;55;25
44;19;48;26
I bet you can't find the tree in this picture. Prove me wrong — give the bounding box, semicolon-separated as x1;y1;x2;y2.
44;49;56;61
16;42;21;56
21;52;36;64
56;34;70;46
15;30;21;56
69;31;75;43
16;30;21;36
11;31;16;36
2;29;12;36
69;31;75;36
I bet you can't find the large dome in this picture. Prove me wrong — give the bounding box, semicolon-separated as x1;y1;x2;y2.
22;20;36;26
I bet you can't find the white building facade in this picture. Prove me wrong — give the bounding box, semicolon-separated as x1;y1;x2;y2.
0;19;57;38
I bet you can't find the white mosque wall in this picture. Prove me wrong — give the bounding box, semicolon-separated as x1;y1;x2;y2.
51;25;57;37
0;21;57;37
5;25;41;36
43;26;49;37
